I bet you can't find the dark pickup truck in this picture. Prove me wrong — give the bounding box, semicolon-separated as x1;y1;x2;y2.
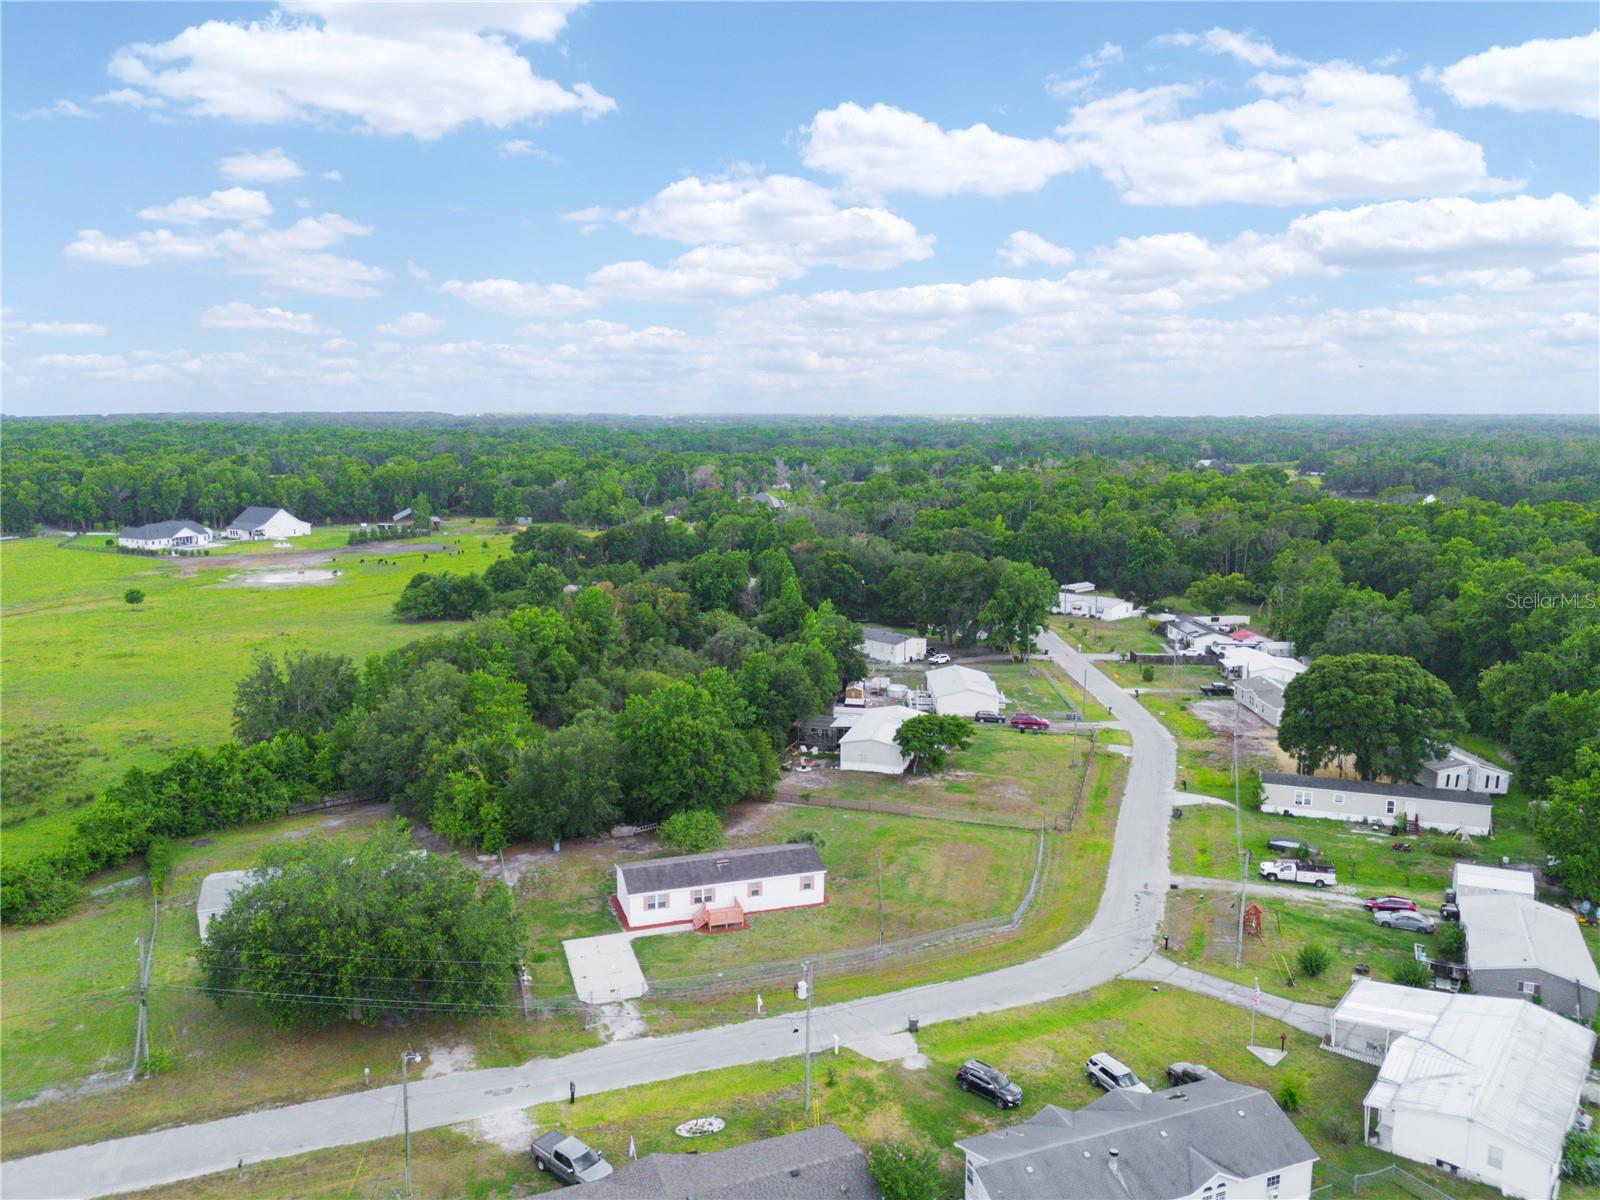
530;1132;613;1185
1199;682;1234;696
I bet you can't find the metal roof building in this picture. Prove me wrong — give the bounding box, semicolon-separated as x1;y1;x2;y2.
1459;893;1600;1019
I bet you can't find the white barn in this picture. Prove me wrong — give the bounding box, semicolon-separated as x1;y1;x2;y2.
1260;772;1493;836
225;506;312;540
1417;745;1512;795
117;519;212;550
860;626;928;665
925;665;1002;717
613;844;825;931
837;704;919;775
1328;980;1594;1200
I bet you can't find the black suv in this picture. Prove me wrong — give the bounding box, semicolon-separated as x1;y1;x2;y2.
955;1060;1022;1108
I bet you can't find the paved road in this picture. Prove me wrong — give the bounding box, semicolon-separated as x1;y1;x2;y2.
4;632;1177;1200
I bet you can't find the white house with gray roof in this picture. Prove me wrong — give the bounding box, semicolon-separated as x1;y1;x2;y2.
956;1077;1316;1200
1235;674;1288;727
573;1124;874;1200
224;506;311;540
860;626;928;665
1459;893;1600;1020
117;519;212;550
1416;745;1512;795
1260;773;1492;836
612;844;826;931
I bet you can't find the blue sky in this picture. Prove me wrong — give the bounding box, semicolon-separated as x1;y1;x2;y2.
2;2;1596;416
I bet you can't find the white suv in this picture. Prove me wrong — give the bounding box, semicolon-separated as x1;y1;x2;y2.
1086;1052;1151;1094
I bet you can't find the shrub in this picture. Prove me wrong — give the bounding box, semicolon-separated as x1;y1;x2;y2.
1275;1071;1306;1113
790;828;826;849
659;809;725;854
868;1142;942;1200
1435;921;1466;961
145;836;175;896
1563;1129;1600;1185
1296;943;1332;978
1140;664;1156;683
124;588;145;606
1391;959;1432;988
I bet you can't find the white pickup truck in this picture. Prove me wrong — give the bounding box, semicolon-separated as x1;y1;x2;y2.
1259;859;1337;888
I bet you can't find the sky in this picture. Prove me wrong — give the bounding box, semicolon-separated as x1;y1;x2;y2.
1;2;1597;417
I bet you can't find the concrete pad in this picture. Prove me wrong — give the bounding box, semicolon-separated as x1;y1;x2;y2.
196;870;256;940
563;934;647;1004
1248;1046;1288;1066
843;1031;920;1062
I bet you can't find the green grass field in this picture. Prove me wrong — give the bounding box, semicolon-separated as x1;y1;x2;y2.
0;525;518;855
1050;615;1166;657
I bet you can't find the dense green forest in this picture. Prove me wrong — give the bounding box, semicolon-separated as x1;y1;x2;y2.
2;416;1597;924
3;415;1599;535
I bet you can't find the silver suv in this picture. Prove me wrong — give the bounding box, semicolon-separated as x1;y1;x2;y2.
1086;1052;1151;1094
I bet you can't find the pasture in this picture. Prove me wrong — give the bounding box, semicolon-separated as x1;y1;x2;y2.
0;525;517;855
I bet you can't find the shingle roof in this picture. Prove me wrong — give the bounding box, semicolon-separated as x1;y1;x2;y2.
118;519;210;540
957;1079;1316;1200
569;1125;874;1200
1460;893;1600;990
861;626;919;647
228;506;289;530
617;844;824;893
1260;772;1493;807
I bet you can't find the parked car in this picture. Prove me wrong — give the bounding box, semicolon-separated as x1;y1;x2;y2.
1165;1061;1213;1086
1259;859;1337;888
1374;910;1436;934
956;1060;1022;1109
1266;838;1320;857
972;710;1005;724
1010;713;1051;732
1199;682;1234;697
1085;1052;1151;1094
530;1133;613;1185
928;652;952;665
1364;896;1418;913
1439;889;1461;922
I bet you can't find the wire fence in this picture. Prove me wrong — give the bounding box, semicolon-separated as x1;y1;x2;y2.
1311;1163;1455;1199
774;788;1065;832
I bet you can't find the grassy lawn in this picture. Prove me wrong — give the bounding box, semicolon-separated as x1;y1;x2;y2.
985;658;1113;722
1050;615;1165;657
0;526;518;856
1164;889;1428;1005
633;809;1034;982
1;807;598;1160
1100;659;1222;691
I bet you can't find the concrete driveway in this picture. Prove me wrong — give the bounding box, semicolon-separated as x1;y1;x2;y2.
563;934;648;1004
6;632;1179;1200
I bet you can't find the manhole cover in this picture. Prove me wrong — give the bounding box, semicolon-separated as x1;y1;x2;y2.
674;1117;725;1138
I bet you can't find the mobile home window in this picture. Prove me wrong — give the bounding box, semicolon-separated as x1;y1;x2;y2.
1333;793;1345;805
1266;1175;1281;1200
800;875;816;891
690;887;714;905
1517;980;1540;996
644;893;669;912
1385;799;1396;815
748;880;763;898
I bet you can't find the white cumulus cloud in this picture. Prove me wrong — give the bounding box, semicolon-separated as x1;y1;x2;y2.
201;301;328;334
16;321;109;336
218;147;306;183
138;187;274;224
376;311;446;336
104;4;614;140
1430;31;1599;119
999;232;1077;268
438;278;595;317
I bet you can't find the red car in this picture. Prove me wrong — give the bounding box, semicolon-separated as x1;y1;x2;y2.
1364;896;1418;913
1010;713;1051;732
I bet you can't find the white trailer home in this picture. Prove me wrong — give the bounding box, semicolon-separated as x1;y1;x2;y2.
224;506;312;540
612;844;826;932
837;704;919;774
859;626;928;665
1259;773;1492;836
925;665;1002;718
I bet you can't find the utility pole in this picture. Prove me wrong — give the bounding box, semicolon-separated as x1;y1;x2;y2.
801;961;814;1123
400;1049;422;1195
1234;691;1247;970
876;856;884;947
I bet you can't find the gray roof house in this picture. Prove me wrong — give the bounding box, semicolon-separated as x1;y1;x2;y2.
1234;674;1287;726
1460;893;1600;1021
956;1078;1317;1200
117;519;212;547
616;844;823;895
569;1124;876;1200
747;490;787;509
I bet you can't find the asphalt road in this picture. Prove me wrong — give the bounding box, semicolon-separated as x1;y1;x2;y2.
3;631;1177;1200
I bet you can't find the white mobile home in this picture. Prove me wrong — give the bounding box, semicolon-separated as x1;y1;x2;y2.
924;665;1002;717
956;1077;1316;1200
1055;591;1136;621
1459;893;1600;1020
1260;772;1492;836
837;704;918;775
225;506;312;540
1452;863;1536;901
1330;980;1594;1200
1234;674;1287;726
859;626;928;665
117;519;213;550
1417;745;1512;795
613;844;825;931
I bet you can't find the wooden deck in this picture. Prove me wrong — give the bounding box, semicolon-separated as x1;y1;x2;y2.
692;900;748;933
